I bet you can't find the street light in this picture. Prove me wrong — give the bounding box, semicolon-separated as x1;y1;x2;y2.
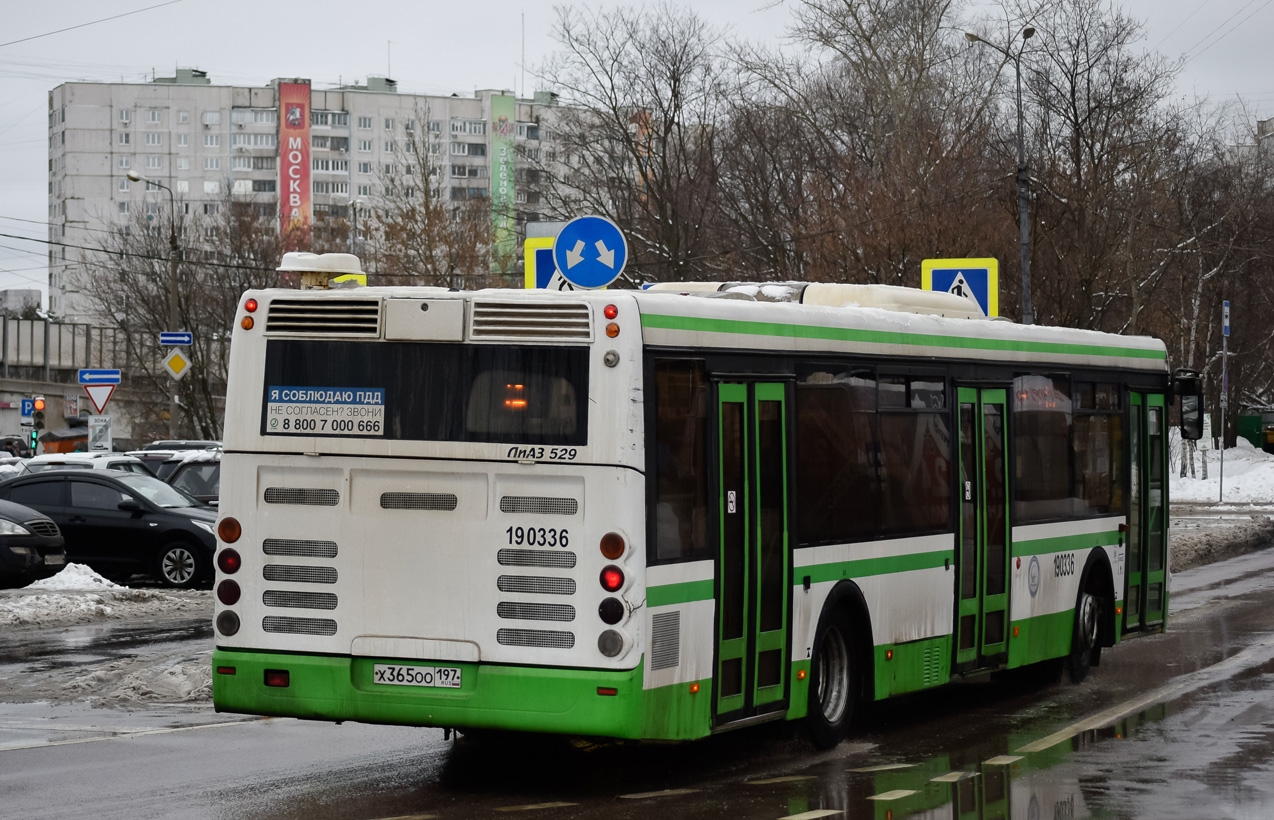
126;170;181;436
966;25;1036;325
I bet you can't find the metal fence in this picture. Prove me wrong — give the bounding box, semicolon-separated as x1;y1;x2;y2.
1;319;126;382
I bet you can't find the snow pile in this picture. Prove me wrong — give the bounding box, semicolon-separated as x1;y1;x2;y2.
61;653;213;705
0;564;208;628
1171;438;1274;505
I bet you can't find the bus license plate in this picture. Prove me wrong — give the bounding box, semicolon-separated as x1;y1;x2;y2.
372;664;462;689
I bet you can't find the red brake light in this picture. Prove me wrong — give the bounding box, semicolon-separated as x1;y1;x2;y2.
217;579;241;606
603;304;618;320
217;548;241;574
264;670;290;688
600;565;624;592
244;298;258;313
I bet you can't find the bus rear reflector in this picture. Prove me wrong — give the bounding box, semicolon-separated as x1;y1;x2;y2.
216;666;236;676
215;610;240;637
264;670;290;688
218;517;241;544
597;687;618;696
241;316;254;330
605;322;620;338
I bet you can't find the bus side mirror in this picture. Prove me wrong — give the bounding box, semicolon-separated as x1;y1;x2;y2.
1174;369;1204;441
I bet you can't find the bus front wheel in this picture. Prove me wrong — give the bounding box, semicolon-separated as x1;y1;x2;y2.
1067;587;1103;684
808;608;859;749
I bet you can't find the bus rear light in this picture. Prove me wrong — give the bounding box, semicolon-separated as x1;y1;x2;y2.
597;687;618;696
216;666;236;676
217;580;241;606
215;610;240;637
689;683;700;694
600;565;624;592
241;316;255;330
264;670;290;688
605;322;620;338
603;304;618;319
598;597;624;624
217;517;241;544
244;298;258;313
600;532;625;560
598;629;624;657
217;548;241;574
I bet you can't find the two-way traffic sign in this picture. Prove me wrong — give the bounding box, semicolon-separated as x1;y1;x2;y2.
552;216;628;289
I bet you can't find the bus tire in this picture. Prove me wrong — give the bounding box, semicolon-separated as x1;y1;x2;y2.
1067;565;1106;684
807;606;859;749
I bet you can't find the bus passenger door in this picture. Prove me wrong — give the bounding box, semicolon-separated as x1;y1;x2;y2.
954;387;1011;672
1125;393;1168;631
714;382;791;721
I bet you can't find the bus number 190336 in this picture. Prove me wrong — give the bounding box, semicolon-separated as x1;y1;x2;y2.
507;526;569;548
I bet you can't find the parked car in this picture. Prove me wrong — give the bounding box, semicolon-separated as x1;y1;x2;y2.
0;469;216;588
21;452;150;475
0;498;66;588
126;450;183;478
140;440;220;451
164;451;221;505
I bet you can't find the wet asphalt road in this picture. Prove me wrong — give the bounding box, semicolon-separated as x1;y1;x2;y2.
2;549;1273;820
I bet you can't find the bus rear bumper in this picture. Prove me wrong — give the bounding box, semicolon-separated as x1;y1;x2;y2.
212;648;650;739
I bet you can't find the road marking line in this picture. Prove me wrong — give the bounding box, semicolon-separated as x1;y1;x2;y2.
780;810;843;819
867;790;918;801
847;763;916;773
493;802;578;812
0;717;262;753
931;771;979;783
983;755;1023;765
618;788;700;799
1015;634;1274;755
373;815;437;820
748;776;817;785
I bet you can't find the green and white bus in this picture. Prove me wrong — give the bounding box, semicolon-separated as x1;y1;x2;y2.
211;279;1202;746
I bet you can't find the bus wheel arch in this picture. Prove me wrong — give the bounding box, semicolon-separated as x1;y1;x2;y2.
1068;550;1115;684
807;580;872;749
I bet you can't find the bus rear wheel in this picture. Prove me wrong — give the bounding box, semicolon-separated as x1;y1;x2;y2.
808;609;858;749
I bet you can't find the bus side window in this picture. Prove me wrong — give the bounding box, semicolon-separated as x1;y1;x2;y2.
653;360;709;561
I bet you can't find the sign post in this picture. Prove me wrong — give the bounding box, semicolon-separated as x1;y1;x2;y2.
1221;301;1230;502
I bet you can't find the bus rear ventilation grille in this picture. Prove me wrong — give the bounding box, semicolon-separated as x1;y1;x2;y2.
264;590;338;610
263;565;338;584
497;549;577;569
265;299;380;336
497;575;577;596
499;496;578;516
650;610;681;671
380;492;459;511
262;616;337;636
497;602;576;622
264;488;340;506
496;628;575;649
470;301;592;341
262;538;338;558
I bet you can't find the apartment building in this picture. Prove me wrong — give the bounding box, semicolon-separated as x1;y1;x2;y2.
47;69;559;322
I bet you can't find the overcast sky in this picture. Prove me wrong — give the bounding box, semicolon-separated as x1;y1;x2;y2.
1;0;1270;303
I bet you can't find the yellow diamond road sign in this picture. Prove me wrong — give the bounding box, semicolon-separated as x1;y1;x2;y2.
163;349;191;381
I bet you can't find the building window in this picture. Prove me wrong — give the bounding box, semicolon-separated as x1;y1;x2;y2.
314;182;331;194
178;111;190;124
450;142;468;155
255;109;277;124
332;112;348;126
358;162;372;174
358;139;373;152
145;202;160;216
384;140;395;152
383;163;395;175
119;109;131;123
204;180;220;194
232;179;252;194
331;182;348;195
118;132;131;145
119;178;130;192
404;119;415;132
177;134;188;147
312;135;329;149
358;116;373;129
204;133;220;147
176;180;189;192
252;180;276;192
469;143;486;157
517;123;540;140
330;136;349;151
203;111;221;125
428;120;442;133
232;157;252;170
252;156;276;170
146;155;162;169
118;201;129;214
146;132;162;146
177;157;190;170
119;156;131;169
384;118;394;130
311;111;331;126
204;157;220;170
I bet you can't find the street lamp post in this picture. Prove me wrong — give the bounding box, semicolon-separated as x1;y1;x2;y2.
966;26;1036;325
126;171;181;437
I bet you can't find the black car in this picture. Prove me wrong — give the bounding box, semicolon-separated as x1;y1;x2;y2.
0;498;66;588
0;469;217;588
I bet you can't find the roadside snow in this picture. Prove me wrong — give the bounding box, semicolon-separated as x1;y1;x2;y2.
0;564;208;628
1171;437;1274;505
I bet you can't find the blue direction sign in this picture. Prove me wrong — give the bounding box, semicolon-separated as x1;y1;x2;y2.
160;332;193;346
552;216;628;289
20;399;33;418
78;369;121;386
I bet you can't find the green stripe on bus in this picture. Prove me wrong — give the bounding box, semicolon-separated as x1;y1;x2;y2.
647;579;715;607
640;314;1166;361
1013;531;1120;557
802;549;951;584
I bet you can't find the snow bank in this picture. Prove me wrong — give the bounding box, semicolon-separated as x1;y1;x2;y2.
1171;437;1274;504
0;564;208;628
26;562;122;591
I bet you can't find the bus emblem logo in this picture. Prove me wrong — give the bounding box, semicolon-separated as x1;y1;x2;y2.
727;491;737;514
1028;556;1041;597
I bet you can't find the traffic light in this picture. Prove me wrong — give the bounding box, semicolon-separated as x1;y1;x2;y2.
31;396;45;454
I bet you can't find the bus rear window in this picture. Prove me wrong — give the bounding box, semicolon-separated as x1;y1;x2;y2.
262;340;588;445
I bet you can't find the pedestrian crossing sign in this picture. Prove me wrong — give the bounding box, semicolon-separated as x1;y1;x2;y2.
921;258;998;317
